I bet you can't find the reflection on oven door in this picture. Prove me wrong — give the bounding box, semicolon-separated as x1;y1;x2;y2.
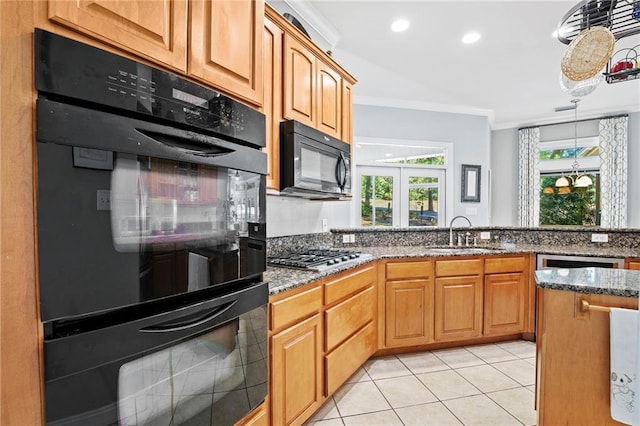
117;304;267;425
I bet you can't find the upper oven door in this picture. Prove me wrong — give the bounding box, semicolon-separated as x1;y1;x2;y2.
36;100;267;322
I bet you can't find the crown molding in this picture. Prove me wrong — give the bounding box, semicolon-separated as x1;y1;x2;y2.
493;103;640;131
280;0;341;49
353;95;495;126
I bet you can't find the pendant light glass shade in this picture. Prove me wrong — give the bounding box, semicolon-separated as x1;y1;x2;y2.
574;174;593;187
553;98;593;191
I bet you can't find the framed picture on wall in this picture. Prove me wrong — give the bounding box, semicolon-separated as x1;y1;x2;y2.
461;164;481;202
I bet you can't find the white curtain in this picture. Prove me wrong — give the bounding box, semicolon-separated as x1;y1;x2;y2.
518;127;540;227
599;116;628;228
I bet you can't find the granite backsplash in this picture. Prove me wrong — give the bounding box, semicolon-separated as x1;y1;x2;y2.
329;227;640;250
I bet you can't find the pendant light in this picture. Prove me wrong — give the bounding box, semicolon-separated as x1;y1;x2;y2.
555;99;593;189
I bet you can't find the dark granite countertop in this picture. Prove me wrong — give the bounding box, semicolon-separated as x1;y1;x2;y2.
266;244;640;296
534;267;640;297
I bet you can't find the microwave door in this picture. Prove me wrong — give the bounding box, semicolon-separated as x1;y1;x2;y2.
297;141;342;193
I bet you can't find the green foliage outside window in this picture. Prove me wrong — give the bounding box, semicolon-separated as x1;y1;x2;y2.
361;176;393;226
539;174;600;226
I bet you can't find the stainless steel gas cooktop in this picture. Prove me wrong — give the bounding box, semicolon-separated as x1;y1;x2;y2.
267;249;372;272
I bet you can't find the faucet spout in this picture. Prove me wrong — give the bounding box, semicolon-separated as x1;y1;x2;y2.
448;215;472;246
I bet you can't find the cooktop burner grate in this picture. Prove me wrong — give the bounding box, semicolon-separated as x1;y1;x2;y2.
268;249;372;272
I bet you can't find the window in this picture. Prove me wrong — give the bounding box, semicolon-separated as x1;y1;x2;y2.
538;137;600;226
354;138;452;228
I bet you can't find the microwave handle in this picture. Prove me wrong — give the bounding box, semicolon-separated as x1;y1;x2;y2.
336;152;347;191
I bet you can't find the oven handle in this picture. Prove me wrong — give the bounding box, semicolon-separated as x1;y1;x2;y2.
139;300;237;333
136;128;235;157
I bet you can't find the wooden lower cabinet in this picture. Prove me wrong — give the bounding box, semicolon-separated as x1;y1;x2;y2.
385;279;433;346
325;321;376;395
537;289;638;425
484;272;526;336
434;275;483;341
626;259;640;270
271;314;323;426
236;401;268;426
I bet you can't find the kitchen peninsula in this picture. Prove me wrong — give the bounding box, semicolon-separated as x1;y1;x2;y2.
534;268;640;426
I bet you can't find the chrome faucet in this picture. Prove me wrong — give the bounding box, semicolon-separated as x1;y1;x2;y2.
449;215;472;246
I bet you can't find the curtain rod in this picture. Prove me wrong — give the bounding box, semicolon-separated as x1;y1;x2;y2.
518;113;629;131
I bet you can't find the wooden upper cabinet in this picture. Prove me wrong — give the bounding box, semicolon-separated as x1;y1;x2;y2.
47;0;188;72
341;80;353;144
283;33;316;127
189;0;264;106
316;61;341;138
263;16;283;191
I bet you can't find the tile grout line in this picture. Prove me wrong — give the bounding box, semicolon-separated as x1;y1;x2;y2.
324;341;536;426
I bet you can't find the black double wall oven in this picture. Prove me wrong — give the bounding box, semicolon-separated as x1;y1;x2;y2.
35;29;268;425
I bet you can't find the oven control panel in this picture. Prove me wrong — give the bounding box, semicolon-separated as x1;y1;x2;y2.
34;29;265;148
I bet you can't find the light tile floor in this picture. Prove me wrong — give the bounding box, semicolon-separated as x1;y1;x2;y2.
305;340;536;426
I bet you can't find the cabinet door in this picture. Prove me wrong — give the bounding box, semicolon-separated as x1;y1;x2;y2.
341;80;353;144
316;61;341;138
189;0;264;106
627;260;640;270
434;276;483;341
283;34;316;127
271;314;323;426
484;273;525;336
48;0;187;72
263;16;283;190
385;279;433;347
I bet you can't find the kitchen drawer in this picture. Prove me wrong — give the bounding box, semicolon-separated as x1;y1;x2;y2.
325;321;376;396
386;260;432;281
324;264;376;306
484;255;527;274
325;286;375;351
435;258;482;277
270;284;322;331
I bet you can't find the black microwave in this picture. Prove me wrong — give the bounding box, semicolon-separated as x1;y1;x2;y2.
280;120;351;199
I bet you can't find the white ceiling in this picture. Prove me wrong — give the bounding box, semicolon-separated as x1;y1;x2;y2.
269;0;640;129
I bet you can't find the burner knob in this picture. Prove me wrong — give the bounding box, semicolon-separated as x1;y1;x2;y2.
349;254;357;259
342;256;349;261
327;260;335;265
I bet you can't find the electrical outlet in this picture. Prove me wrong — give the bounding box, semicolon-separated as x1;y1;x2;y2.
322;219;329;232
591;233;609;243
97;190;111;211
480;231;491;240
342;234;355;243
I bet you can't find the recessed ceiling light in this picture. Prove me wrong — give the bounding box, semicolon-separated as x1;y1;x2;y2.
385;153;393;157
461;32;481;44
391;19;409;33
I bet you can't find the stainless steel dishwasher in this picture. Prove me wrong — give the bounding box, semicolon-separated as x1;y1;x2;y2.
536;253;625;269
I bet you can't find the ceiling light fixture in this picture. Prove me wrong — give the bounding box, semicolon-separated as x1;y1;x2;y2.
554;99;593;191
461;32;481;44
390;19;409;33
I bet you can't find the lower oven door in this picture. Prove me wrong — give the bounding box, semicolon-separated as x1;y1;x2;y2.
44;281;268;426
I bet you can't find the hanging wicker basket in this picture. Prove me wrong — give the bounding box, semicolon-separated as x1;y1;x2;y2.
561;26;615;81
